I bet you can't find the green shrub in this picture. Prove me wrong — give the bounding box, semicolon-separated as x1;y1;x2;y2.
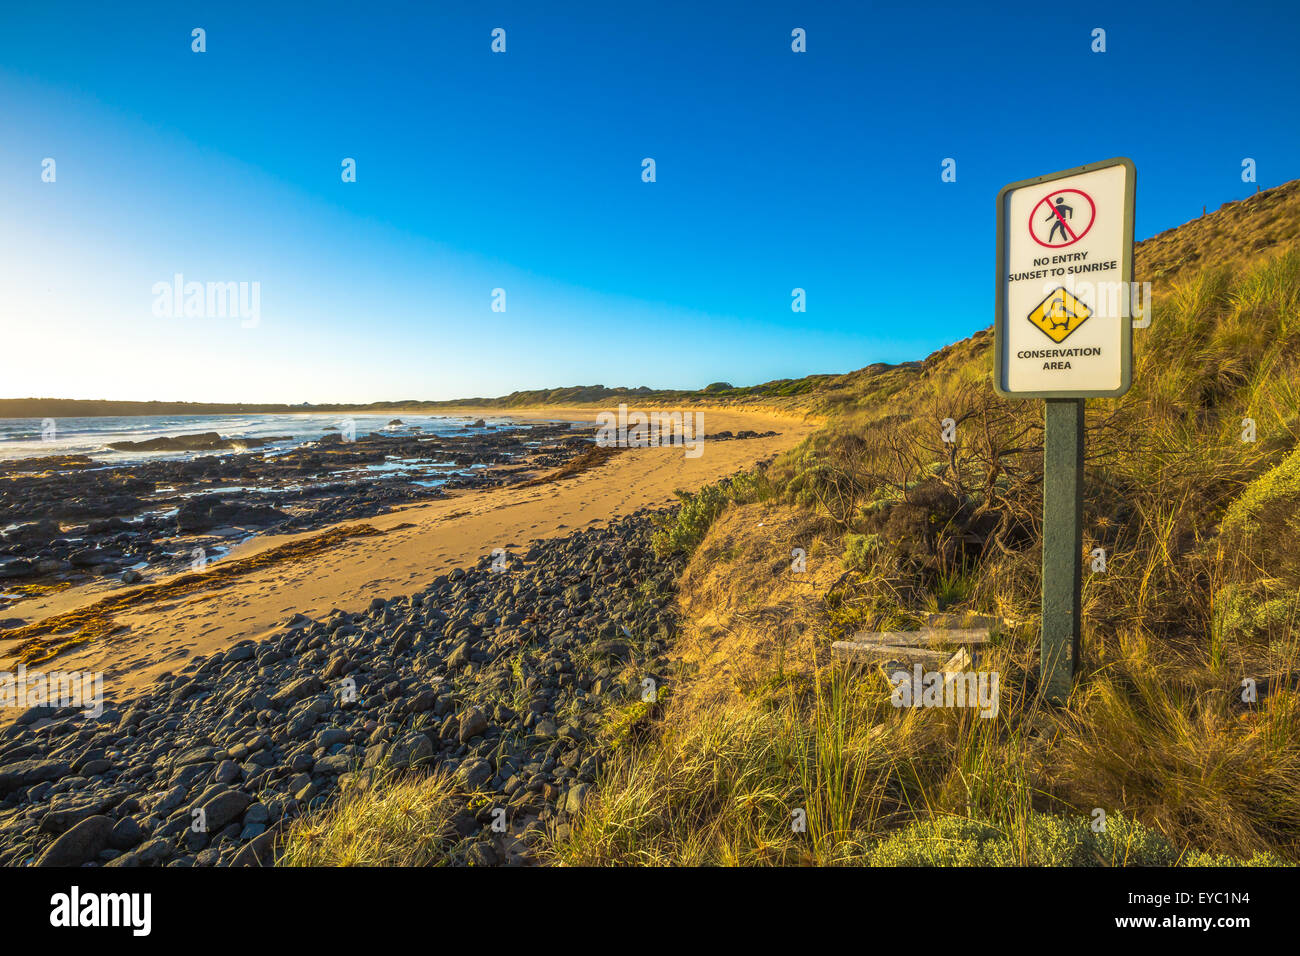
842;533;883;571
1220;446;1300;574
652;485;732;557
1213;582;1299;641
651;472;775;557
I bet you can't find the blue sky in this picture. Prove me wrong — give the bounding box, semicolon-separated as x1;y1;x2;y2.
1;0;1297;404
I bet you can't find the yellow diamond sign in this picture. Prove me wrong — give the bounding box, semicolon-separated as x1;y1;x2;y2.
1028;287;1091;343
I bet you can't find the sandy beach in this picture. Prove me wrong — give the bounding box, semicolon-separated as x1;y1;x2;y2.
1;404;815;705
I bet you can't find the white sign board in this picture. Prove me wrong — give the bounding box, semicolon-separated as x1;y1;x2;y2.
994;158;1135;398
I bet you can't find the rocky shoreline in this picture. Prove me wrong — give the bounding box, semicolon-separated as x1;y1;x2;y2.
0;509;683;867
0;422;593;605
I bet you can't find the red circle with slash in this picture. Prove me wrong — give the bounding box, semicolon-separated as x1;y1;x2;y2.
1029;188;1096;248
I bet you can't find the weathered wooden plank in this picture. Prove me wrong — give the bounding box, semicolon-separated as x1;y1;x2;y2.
849;627;991;647
831;641;953;666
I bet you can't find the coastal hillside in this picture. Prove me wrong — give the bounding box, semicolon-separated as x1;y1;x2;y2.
276;179;1300;866
550;180;1300;864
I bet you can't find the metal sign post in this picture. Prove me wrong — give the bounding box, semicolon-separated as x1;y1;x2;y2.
994;158;1135;703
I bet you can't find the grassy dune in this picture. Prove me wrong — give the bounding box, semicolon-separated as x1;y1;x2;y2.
555;198;1300;866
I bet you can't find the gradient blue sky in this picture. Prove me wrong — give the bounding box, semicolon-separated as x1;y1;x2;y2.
2;0;1297;404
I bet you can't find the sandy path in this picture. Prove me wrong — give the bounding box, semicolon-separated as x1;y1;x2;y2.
0;405;815;704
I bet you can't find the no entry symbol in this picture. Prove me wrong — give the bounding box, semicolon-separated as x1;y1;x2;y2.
1029;188;1096;248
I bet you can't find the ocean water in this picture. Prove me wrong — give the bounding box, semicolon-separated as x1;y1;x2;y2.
0;413;568;464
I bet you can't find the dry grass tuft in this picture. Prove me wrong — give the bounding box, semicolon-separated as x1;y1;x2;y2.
278;769;462;867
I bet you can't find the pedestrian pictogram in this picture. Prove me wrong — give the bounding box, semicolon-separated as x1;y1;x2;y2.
1046;197;1072;243
1028;287;1091;343
1029;188;1096;248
